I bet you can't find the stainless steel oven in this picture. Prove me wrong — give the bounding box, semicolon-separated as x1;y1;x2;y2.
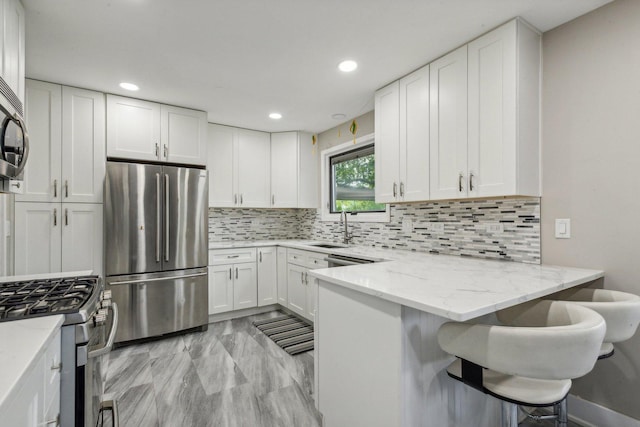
61;294;119;427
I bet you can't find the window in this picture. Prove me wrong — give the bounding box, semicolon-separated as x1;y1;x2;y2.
329;144;385;213
321;134;390;222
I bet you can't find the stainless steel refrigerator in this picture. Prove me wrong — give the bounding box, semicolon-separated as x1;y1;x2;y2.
104;161;208;343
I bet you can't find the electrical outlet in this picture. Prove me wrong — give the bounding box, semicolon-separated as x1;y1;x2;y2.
486;223;504;233
430;223;445;232
402;219;413;233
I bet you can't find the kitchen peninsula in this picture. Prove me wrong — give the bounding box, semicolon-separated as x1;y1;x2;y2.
308;251;603;427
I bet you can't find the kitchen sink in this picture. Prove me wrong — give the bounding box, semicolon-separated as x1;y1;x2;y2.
307;242;348;249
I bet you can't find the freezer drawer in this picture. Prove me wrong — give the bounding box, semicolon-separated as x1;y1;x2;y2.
107;267;208;343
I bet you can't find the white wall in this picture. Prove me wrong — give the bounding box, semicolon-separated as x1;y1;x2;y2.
542;0;640;419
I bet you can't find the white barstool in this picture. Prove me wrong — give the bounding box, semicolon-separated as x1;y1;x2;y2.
547;288;640;358
438;300;606;427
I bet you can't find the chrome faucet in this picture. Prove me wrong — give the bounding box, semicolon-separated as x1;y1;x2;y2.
340;211;354;245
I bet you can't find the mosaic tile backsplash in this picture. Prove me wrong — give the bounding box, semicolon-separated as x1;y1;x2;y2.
209;197;541;264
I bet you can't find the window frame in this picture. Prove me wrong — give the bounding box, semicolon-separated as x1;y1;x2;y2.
320;133;390;223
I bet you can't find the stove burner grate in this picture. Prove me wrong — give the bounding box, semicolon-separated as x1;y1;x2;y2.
0;275;98;322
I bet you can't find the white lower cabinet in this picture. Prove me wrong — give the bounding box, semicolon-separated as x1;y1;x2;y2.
287;263;307;317
276;247;288;305
287;249;328;322
208;265;234;314
14;202;103;276
0;329;61;427
257;247;277;306
208;248;258;314
233;262;257;310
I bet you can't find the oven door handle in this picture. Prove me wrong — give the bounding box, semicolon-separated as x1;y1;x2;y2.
88;302;118;359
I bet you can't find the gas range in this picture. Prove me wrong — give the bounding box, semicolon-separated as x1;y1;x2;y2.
0;274;119;426
0;275;98;323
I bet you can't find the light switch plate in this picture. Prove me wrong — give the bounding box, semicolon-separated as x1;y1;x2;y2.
486;223;504;233
555;219;571;239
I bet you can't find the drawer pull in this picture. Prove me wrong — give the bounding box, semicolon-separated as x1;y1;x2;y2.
227;255;240;258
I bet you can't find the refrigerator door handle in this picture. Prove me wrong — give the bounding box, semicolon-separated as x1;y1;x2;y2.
156;173;161;263
165;173;170;262
109;272;208;286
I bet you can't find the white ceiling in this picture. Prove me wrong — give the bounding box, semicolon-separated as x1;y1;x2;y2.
24;0;611;134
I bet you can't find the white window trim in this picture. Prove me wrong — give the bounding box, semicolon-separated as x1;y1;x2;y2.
320;133;390;223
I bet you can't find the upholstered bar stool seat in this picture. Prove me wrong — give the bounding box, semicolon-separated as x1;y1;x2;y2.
546;288;640;358
438;301;606;427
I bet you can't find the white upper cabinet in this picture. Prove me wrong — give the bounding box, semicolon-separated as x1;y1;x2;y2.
208;124;235;207
20;80;62;202
270;132;298;207
374;81;400;203
106;95;160;162
375;66;430;204
429;46;468;200
237;129;271;207
270;131;318;208
62;86;106;203
161;104;207;165
374;18;540;203
208;124;271;208
1;0;25;104
400;65;430;202
467;19;540;197
107;95;206;165
20;81;105;203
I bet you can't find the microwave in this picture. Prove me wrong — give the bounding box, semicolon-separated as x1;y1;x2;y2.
0;77;29;193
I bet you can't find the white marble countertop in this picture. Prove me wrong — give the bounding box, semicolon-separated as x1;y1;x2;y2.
210;240;604;321
0;315;64;408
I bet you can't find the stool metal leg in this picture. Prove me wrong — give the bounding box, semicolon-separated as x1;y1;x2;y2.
501;401;518;427
554;399;568;427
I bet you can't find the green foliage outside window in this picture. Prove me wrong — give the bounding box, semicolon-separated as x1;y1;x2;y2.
332;151;386;213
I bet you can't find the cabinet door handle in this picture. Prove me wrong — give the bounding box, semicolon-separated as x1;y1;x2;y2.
272;194;275;205
53;179;57;198
234;194;238;205
65;209;68;226
65;180;69;198
235;267;238;279
400;182;404;197
301;272;304;284
458;173;464;193
155;143;159;157
51;362;62;371
240;194;243;205
53;208;57;226
393;182;397;198
229;268;232;280
164;144;168;159
469;173;474;192
259;252;262;263
304;272;308;285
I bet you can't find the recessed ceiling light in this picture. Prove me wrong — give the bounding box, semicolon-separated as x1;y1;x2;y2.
332;113;346;120
269;112;282;119
119;82;139;91
338;60;358;72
